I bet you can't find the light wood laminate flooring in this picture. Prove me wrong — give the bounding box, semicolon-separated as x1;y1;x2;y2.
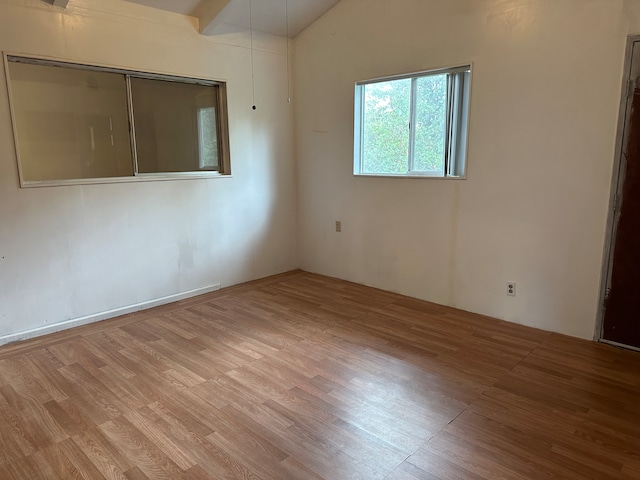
0;271;638;479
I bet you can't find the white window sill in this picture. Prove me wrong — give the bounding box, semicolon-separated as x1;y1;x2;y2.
353;173;466;180
20;172;231;188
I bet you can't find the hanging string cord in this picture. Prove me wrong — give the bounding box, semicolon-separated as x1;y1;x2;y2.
249;0;256;109
286;0;291;103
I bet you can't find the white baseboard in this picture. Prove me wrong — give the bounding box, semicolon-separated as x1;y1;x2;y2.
0;283;222;346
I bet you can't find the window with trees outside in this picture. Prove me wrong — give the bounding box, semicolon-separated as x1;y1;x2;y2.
5;55;230;187
354;65;471;178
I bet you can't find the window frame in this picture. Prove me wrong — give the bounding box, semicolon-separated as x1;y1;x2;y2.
4;53;231;188
353;64;472;179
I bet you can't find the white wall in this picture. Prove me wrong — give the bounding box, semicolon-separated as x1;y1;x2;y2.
0;0;297;343
294;0;640;339
4;0;640;344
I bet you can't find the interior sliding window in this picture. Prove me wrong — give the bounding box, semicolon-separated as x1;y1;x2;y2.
7;61;133;182
130;78;221;174
5;55;230;187
354;65;471;178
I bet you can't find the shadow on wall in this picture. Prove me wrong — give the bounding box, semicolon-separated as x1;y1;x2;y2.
232;104;297;282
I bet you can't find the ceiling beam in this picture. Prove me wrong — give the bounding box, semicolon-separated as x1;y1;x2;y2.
51;0;70;7
192;0;233;36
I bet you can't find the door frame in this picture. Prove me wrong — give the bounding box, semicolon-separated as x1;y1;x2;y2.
596;34;640;351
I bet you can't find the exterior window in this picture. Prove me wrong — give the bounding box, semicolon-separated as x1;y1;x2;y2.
5;55;230;187
197;107;218;170
354;65;471;178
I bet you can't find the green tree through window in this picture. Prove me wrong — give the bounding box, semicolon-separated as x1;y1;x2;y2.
355;66;470;178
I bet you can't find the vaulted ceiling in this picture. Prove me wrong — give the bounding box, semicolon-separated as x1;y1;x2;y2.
123;0;341;37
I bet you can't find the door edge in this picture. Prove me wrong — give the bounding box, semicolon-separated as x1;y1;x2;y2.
595;34;640;342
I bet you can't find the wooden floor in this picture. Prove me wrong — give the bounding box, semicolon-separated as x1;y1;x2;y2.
0;271;639;479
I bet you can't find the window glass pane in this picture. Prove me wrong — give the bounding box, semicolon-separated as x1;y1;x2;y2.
131;78;219;173
8;62;133;182
198;107;218;169
362;79;411;174
413;74;447;174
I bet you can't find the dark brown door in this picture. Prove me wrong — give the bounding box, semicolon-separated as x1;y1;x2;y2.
603;41;640;349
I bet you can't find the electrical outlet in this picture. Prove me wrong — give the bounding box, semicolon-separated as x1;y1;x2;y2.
507;282;516;297
335;221;342;233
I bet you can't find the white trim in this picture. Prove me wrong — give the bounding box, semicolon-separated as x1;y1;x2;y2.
356;63;472;86
6;54;226;86
20;173;232;189
3;53;25;187
407;78;418;172
0;283;222;346
353;173;466;180
353;84;364;174
3;51;230;84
